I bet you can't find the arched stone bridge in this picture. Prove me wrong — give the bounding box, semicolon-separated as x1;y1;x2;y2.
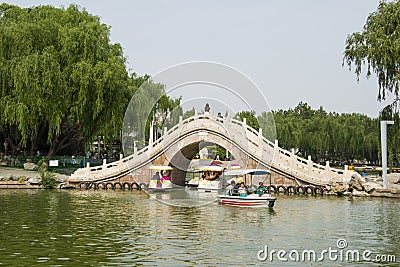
69;114;353;187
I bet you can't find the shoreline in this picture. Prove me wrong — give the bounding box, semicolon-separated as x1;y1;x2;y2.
1;167;399;198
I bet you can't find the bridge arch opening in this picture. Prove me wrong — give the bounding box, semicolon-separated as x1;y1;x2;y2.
152;127;257;186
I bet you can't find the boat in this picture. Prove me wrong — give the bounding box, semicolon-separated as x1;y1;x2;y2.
148;165;175;191
186;169;202;188
217;194;276;207
196;165;223;192
187;176;200;188
217;169;277;207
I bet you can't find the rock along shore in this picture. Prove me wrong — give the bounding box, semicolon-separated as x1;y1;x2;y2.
0;167;69;189
1;166;400;198
325;172;400;198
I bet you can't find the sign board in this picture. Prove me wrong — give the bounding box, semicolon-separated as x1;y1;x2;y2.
49;160;59;167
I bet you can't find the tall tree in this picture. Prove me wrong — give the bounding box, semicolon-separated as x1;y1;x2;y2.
0;4;130;156
343;0;400;102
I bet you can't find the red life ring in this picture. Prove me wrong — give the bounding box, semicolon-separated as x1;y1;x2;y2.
205;171;218;180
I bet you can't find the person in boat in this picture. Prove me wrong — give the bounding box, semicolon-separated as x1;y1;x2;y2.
160;170;171;181
256;182;266;196
152;172;161;187
226;181;236;195
238;182;247;197
152;172;160;180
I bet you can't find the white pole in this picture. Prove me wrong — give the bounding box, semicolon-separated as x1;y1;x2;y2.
381;120;394;188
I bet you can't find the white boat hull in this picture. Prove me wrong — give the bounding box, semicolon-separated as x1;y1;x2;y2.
197;179;219;192
217;194;276;207
148;180;173;191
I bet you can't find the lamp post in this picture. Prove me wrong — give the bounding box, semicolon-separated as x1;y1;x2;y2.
381;120;394;188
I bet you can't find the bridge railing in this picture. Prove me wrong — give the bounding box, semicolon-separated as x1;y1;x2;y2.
71;113;349;185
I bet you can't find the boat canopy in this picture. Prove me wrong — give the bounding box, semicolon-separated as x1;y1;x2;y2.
198;165;224;171
149;165;173;170
229;163;241;170
224;169;270;176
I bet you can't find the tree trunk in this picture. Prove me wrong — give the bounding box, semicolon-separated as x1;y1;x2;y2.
29;125;48;156
47;123;83;156
5;136;22;156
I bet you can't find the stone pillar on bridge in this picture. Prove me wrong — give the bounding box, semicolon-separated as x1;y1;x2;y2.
325;161;331;180
291;148;296;170
274;140;279;163
308;155;313;180
258;128;263;157
149;121;154;146
179;116;183;127
258;127;263;140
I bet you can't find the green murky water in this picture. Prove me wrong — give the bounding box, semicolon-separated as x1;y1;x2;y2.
0;189;398;266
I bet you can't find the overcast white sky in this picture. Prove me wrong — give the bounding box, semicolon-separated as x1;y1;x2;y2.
7;0;393;117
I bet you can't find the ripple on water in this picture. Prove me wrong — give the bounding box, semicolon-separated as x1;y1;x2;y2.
0;191;398;266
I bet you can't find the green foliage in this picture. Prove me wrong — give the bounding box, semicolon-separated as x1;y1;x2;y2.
0;4;136;156
123;79;182;152
234;110;259;130
215;145;231;160
258;111;276;141
183;108;195;119
259;102;381;164
343;0;400;101
38;166;57;189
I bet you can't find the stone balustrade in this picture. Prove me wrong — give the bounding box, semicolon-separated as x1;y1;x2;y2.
69;114;351;185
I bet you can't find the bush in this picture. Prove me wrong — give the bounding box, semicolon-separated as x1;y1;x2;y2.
38;166;57;189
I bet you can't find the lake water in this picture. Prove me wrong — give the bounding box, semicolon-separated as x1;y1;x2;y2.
0;189;398;266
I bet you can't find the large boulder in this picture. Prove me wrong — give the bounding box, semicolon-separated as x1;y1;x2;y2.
28;177;41;184
328;181;347;195
55;175;68;183
24;162;39;171
362;181;380;193
348;174;364;191
9;175;18;181
352;190;370;197
387;173;400;184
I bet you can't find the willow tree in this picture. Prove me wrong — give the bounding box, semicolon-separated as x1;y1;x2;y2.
0;4;130;156
123;79;182;154
270;103;380;164
343;0;400;102
343;0;400;165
